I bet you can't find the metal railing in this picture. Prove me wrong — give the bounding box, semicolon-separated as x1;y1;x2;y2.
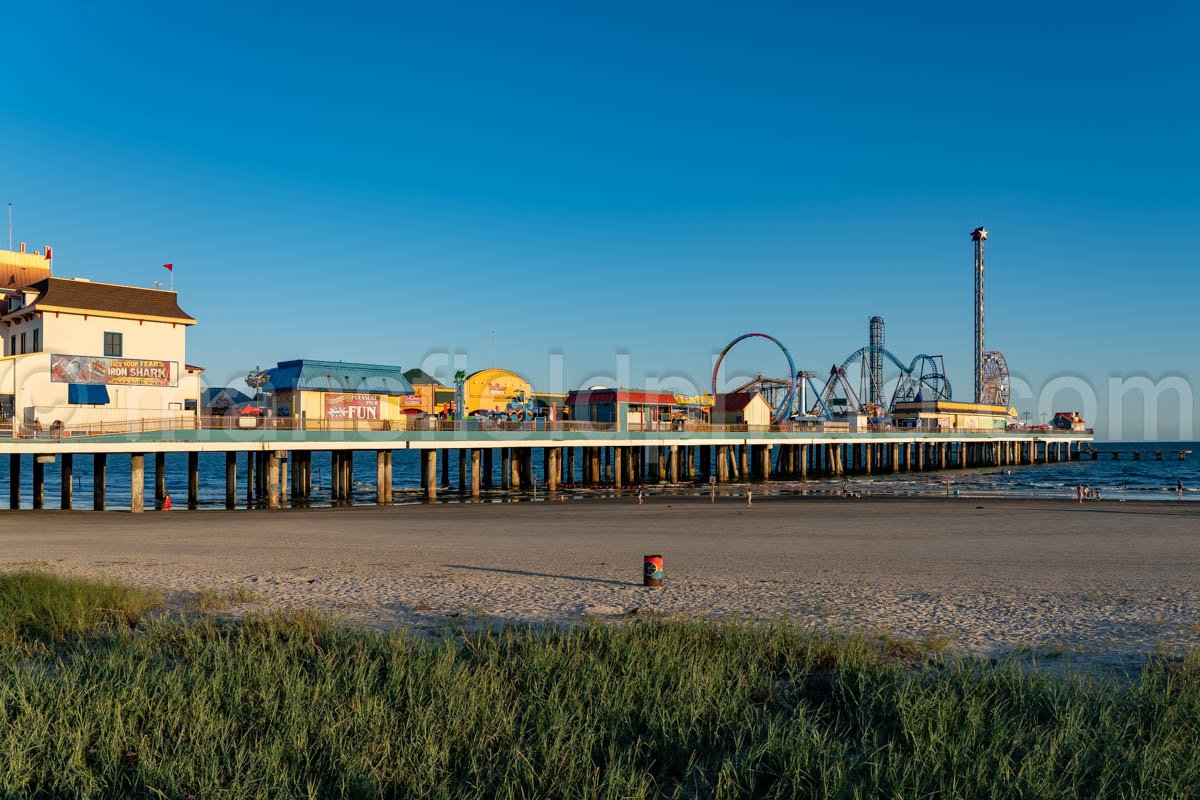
0;413;1095;440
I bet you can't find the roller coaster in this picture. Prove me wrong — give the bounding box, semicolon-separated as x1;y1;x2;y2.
837;346;952;414
713;331;956;422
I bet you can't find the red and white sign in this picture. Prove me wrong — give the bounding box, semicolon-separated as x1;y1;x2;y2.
324;393;380;420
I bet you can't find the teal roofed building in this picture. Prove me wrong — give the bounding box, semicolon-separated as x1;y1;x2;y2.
262;359;415;422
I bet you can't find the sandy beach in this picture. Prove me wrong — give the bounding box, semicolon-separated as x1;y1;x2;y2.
1;496;1197;660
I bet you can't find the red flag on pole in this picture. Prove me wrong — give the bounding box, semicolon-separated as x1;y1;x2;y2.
163;263;173;272
44;246;52;261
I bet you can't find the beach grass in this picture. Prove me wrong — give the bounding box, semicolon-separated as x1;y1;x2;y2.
0;572;1196;798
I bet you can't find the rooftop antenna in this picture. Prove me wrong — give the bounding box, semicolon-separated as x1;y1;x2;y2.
153;280;163;290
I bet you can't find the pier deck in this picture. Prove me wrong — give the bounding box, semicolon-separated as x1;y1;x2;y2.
1;427;1091;512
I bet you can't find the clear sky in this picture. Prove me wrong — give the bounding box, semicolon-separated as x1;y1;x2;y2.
2;2;1197;437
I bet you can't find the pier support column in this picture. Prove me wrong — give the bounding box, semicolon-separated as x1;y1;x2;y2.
60;453;73;510
32;456;45;510
93;454;107;511
155;452;166;510
459;449;467;493
266;452;281;509
668;445;678;483
188;452;199;509
441;449;450;488
510;448;521;490
376;451;389;506
800;445;808;479
700;445;711;480
471;449;481;498
613;447;623;489
330;452;340;502
716;446;727;482
225;453;236;509
739;446;749;480
130;454;145;514
245;452;255;506
548;448;560;492
8;454;19;510
291;452;301;501
566;448;576;486
483;449;493;489
425;450;437;500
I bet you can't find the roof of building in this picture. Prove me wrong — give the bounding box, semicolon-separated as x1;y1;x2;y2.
264;359;414;395
465;367;530;385
713;391;767;412
0;248;52;290
402;367;443;386
4;277;195;324
201;387;252;407
566;388;677;405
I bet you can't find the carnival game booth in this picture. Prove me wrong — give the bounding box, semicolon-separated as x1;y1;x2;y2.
263;359;415;430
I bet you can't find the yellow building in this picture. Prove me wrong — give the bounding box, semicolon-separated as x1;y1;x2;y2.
712;392;773;427
891;400;1014;431
400;368;440;414
463;368;531;414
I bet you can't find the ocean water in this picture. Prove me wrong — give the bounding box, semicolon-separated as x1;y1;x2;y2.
0;441;1195;511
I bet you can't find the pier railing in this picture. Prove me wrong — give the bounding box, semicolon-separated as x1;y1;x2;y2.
0;413;1094;440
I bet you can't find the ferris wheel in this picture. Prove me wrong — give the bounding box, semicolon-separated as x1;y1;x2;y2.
979;350;1011;407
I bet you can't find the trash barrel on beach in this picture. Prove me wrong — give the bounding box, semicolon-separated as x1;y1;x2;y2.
643;555;663;587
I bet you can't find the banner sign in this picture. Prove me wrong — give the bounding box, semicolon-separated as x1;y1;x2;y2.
50;354;176;387
324;393;380;420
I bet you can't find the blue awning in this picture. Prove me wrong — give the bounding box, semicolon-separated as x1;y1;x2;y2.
68;384;110;405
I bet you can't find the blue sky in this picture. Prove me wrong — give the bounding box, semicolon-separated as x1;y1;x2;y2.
2;2;1197;436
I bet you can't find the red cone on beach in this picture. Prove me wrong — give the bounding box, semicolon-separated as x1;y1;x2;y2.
162;491;172;511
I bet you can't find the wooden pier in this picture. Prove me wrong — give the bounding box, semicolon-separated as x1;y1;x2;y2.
0;427;1092;512
1080;447;1191;461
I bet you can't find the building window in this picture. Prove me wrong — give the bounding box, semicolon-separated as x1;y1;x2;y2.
31;329;38;352
19;333;25;354
103;332;122;357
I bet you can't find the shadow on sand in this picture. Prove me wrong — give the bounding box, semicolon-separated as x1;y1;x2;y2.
444;564;639;587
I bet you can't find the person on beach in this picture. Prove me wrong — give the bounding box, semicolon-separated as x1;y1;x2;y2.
1177;480;1184;499
1077;484;1084;504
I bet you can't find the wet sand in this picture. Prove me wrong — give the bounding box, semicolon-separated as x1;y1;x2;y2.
1;496;1197;660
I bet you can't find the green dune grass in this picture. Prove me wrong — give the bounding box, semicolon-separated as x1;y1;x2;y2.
0;571;1196;798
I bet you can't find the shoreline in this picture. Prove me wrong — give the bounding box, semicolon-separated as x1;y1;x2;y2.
3;496;1197;664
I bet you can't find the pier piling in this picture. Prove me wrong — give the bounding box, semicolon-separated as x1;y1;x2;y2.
60;453;72;510
130;454;144;514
